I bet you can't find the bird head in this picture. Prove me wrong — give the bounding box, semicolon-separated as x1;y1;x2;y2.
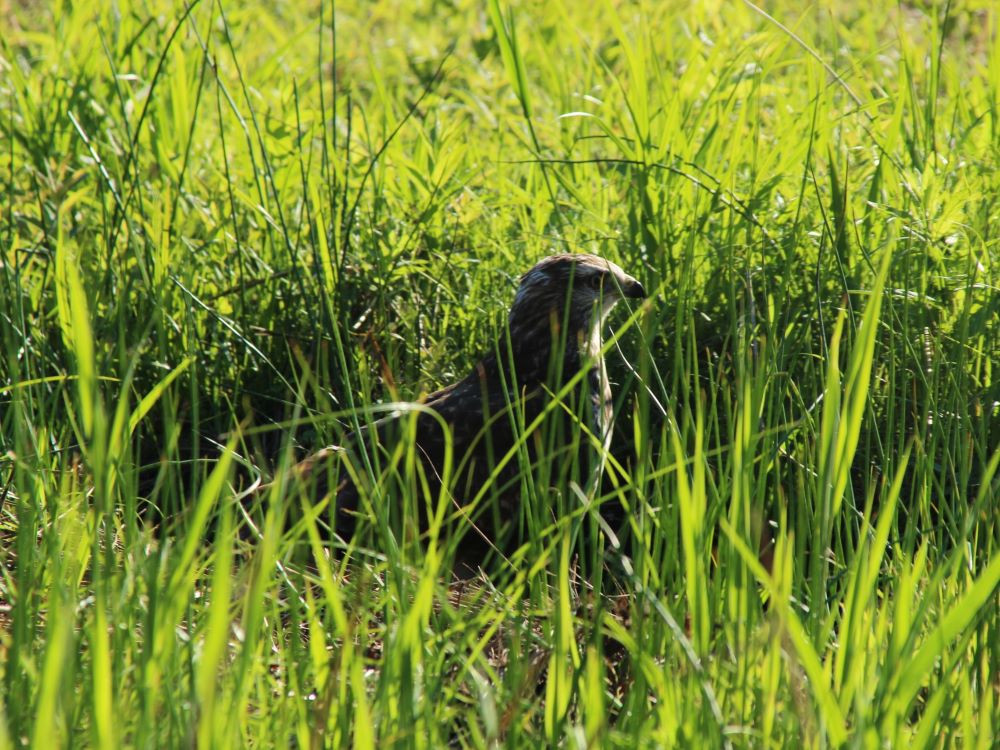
510;253;645;330
506;254;645;368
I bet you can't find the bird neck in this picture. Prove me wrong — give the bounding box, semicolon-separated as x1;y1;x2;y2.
502;303;604;386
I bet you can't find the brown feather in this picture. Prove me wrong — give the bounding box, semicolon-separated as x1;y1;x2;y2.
294;253;645;548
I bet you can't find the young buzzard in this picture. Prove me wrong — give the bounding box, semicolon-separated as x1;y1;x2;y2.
294;253;645;548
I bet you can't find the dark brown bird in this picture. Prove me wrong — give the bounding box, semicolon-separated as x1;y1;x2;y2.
292;253;645;551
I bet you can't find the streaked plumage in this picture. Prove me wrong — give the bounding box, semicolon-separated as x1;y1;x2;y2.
295;253;645;547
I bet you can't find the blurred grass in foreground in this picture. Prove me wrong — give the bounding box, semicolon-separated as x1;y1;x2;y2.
1;0;999;746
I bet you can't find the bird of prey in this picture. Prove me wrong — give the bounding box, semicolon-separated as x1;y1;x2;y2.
292;253;645;551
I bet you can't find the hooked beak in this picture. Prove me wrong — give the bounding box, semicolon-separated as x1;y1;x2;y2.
622;277;646;299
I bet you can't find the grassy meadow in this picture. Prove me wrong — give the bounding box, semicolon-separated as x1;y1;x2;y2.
2;0;1000;746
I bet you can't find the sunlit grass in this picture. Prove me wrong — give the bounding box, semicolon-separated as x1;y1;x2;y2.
1;0;998;746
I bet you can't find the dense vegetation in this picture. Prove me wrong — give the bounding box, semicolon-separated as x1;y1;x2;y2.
2;0;998;746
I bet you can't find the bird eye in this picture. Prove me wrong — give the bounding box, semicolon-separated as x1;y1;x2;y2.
586;274;604;291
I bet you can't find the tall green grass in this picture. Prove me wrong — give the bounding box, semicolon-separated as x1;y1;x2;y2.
2;0;998;746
